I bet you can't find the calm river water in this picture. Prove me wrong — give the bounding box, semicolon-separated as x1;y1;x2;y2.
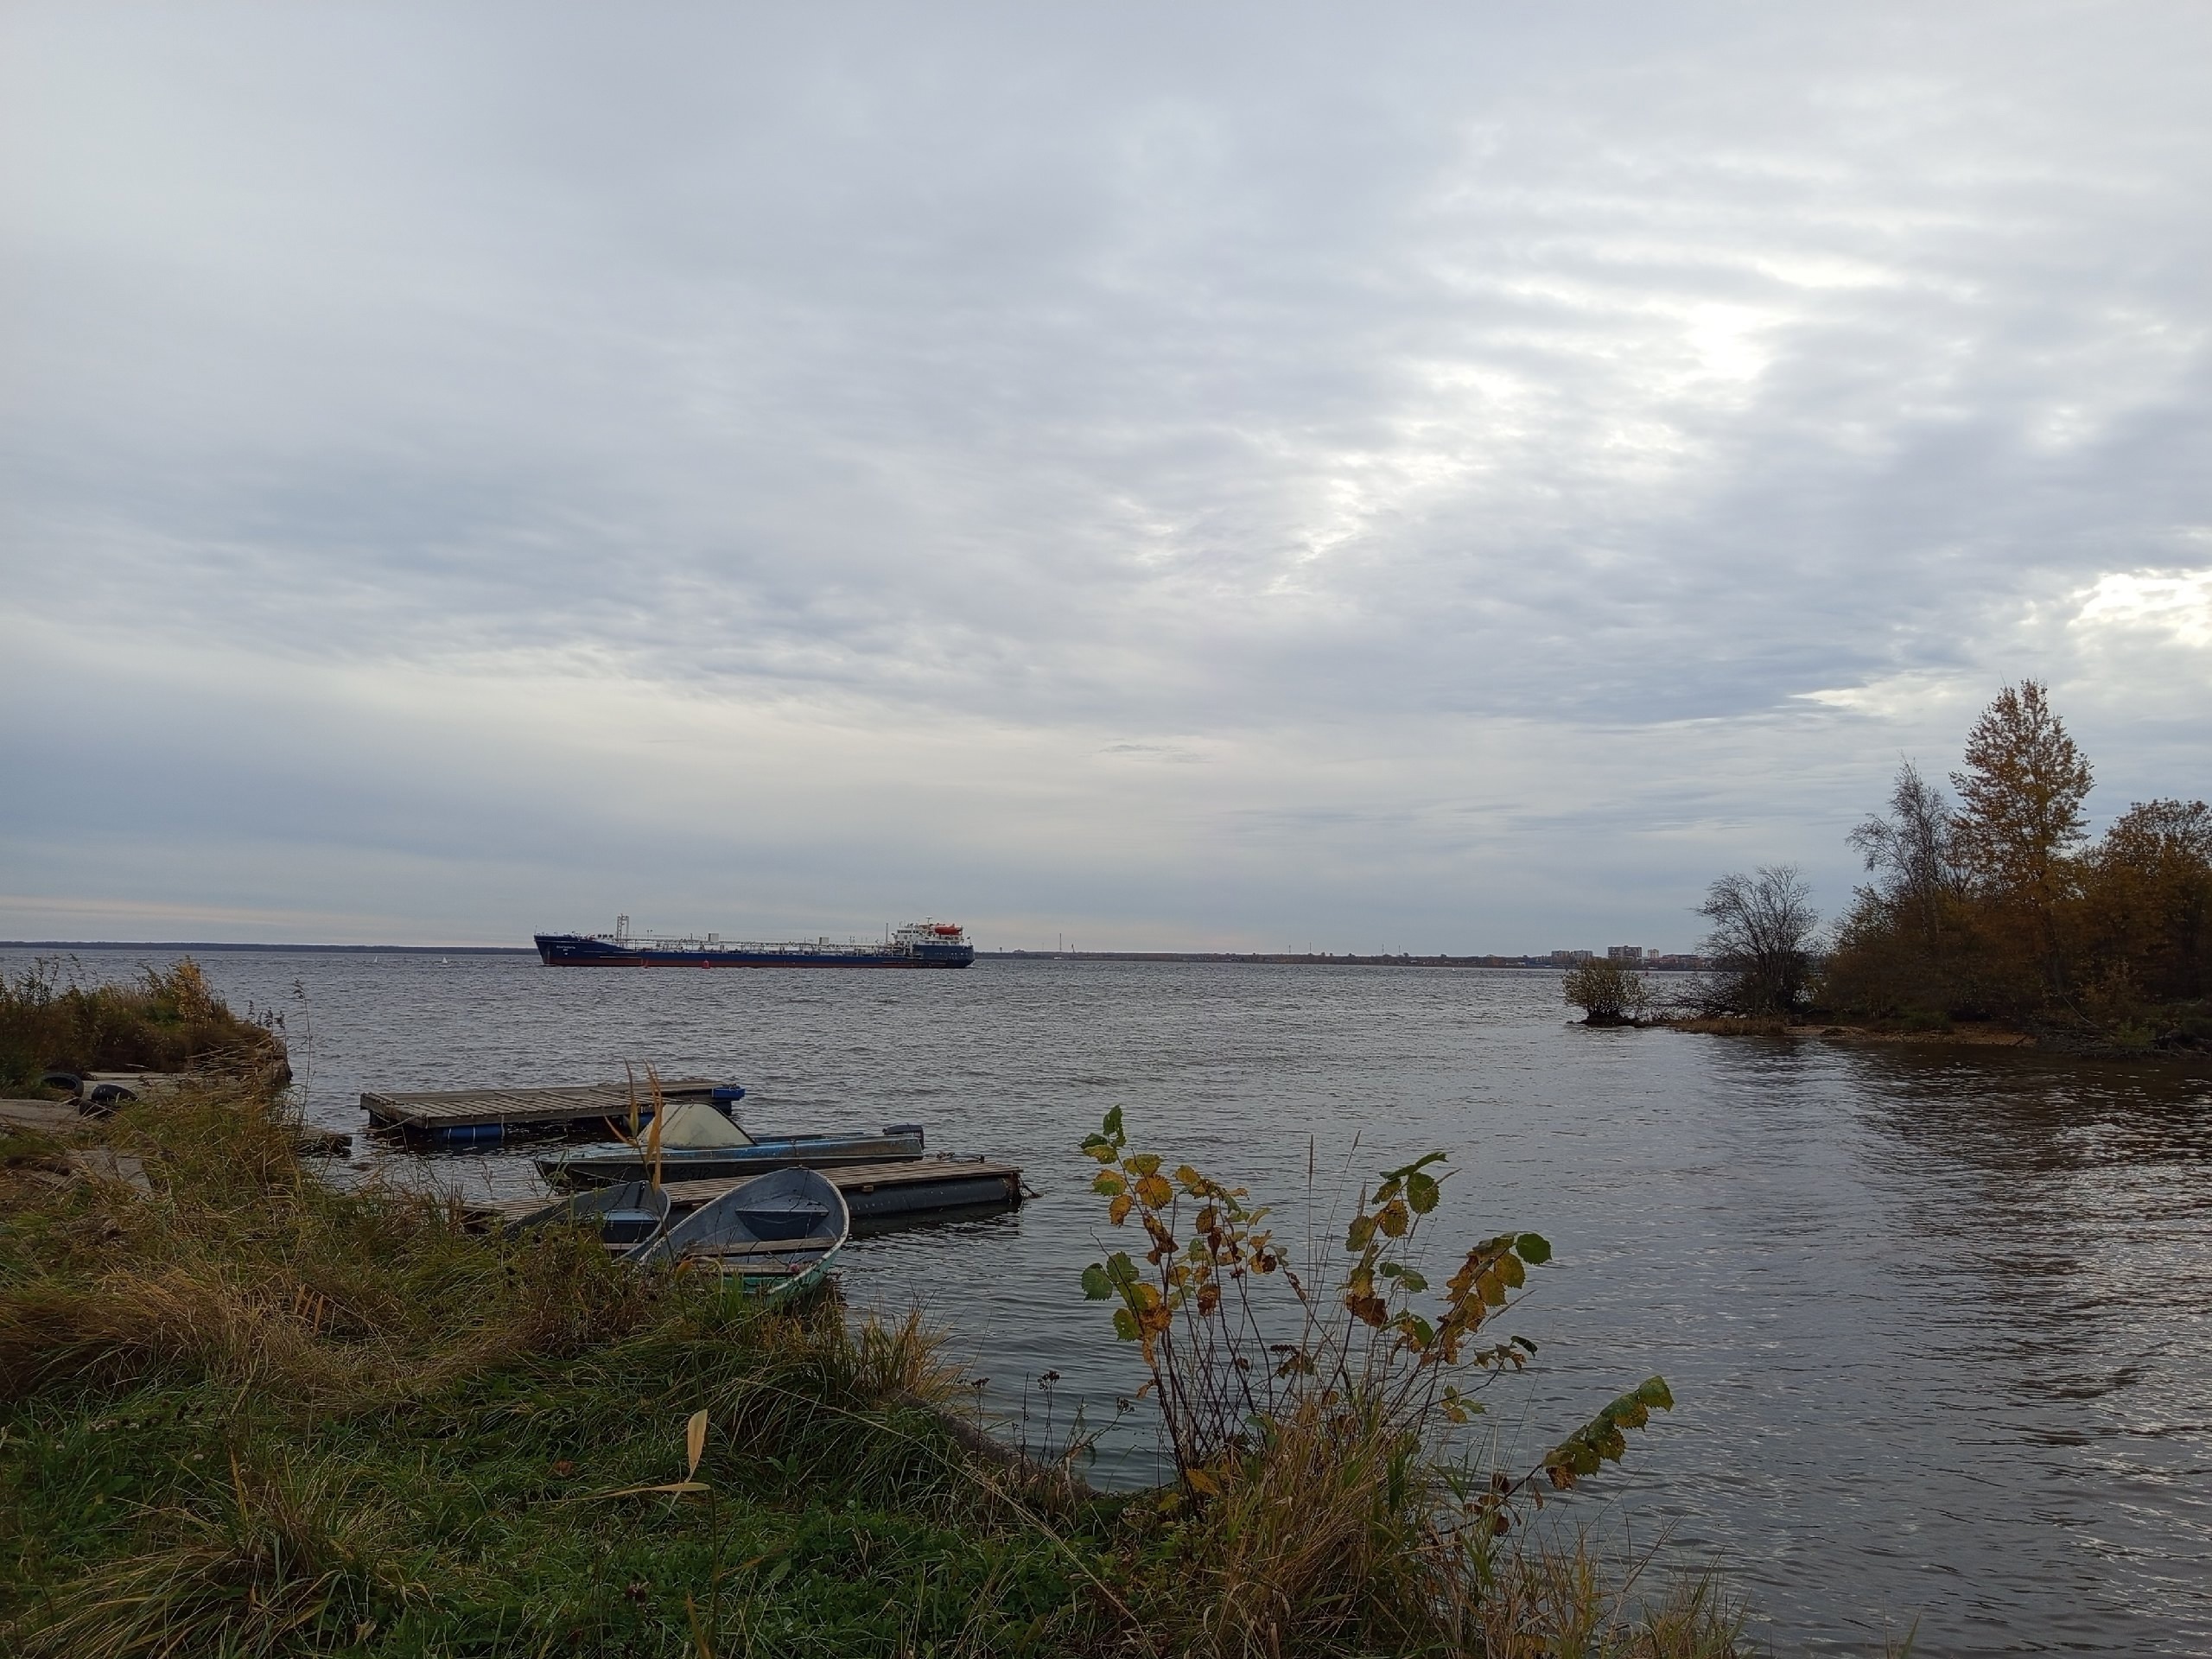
11;948;2210;1656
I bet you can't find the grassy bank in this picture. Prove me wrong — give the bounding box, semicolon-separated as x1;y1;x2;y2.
0;1081;1090;1656
2;1070;1751;1655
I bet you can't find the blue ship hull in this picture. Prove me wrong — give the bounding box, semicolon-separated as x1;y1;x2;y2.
534;933;975;969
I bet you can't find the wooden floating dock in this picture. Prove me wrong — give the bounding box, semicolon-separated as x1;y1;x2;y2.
362;1077;725;1134
469;1155;1026;1230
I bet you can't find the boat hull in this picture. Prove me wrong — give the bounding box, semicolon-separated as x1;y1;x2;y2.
504;1179;673;1249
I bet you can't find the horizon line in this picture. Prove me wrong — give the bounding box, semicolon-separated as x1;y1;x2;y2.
0;938;1708;966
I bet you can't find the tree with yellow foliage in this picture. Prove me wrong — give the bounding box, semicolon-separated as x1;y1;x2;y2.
1950;680;2092;993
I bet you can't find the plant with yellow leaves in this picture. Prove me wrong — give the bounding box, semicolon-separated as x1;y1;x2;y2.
1080;1105;1669;1504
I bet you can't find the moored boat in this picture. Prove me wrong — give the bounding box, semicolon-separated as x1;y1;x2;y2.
624;1166;849;1298
536;1099;926;1189
504;1179;672;1248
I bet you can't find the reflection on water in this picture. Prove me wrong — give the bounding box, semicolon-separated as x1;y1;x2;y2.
7;948;2207;1656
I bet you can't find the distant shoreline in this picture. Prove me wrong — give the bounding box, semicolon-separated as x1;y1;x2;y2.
0;940;536;955
1;940;1707;969
978;950;1710;969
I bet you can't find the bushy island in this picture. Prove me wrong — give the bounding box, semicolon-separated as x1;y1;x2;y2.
1568;681;2212;1052
0;969;1748;1656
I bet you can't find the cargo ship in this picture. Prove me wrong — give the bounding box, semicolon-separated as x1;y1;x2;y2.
533;917;975;969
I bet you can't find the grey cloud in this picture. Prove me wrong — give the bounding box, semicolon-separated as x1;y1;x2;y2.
3;2;2207;944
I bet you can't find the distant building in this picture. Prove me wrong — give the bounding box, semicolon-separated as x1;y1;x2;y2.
1606;945;1644;962
1549;949;1594;964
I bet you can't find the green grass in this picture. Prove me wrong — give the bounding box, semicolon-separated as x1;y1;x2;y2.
1;1343;1090;1656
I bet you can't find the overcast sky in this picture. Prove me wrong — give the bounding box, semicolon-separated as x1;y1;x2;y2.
3;3;2208;951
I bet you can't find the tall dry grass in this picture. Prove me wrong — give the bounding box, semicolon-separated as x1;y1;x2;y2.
18;1452;414;1659
0;1077;662;1409
0;957;288;1090
1108;1400;1745;1659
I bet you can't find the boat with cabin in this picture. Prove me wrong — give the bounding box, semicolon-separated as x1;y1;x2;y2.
536;1096;927;1189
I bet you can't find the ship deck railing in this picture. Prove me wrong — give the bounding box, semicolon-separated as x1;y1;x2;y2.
565;937;906;955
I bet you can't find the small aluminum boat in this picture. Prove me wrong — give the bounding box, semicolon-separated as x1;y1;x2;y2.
624;1166;849;1299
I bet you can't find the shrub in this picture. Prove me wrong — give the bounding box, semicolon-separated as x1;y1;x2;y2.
1564;958;1651;1025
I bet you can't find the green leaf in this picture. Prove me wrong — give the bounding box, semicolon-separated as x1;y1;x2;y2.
1104;1251;1141;1288
1102;1107;1124;1139
1405;1172;1440;1214
1511;1335;1539;1354
1091;1170;1126;1196
1080;1264;1113;1300
1513;1232;1552;1266
1344;1215;1376;1251
1111;1308;1139;1341
1381;1152;1449;1180
1634;1376;1674;1411
1395;1268;1427;1294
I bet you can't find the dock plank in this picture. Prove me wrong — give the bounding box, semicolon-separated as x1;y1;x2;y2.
362;1078;723;1131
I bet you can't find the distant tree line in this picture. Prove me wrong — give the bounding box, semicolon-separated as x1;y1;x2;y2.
1684;682;2210;1046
